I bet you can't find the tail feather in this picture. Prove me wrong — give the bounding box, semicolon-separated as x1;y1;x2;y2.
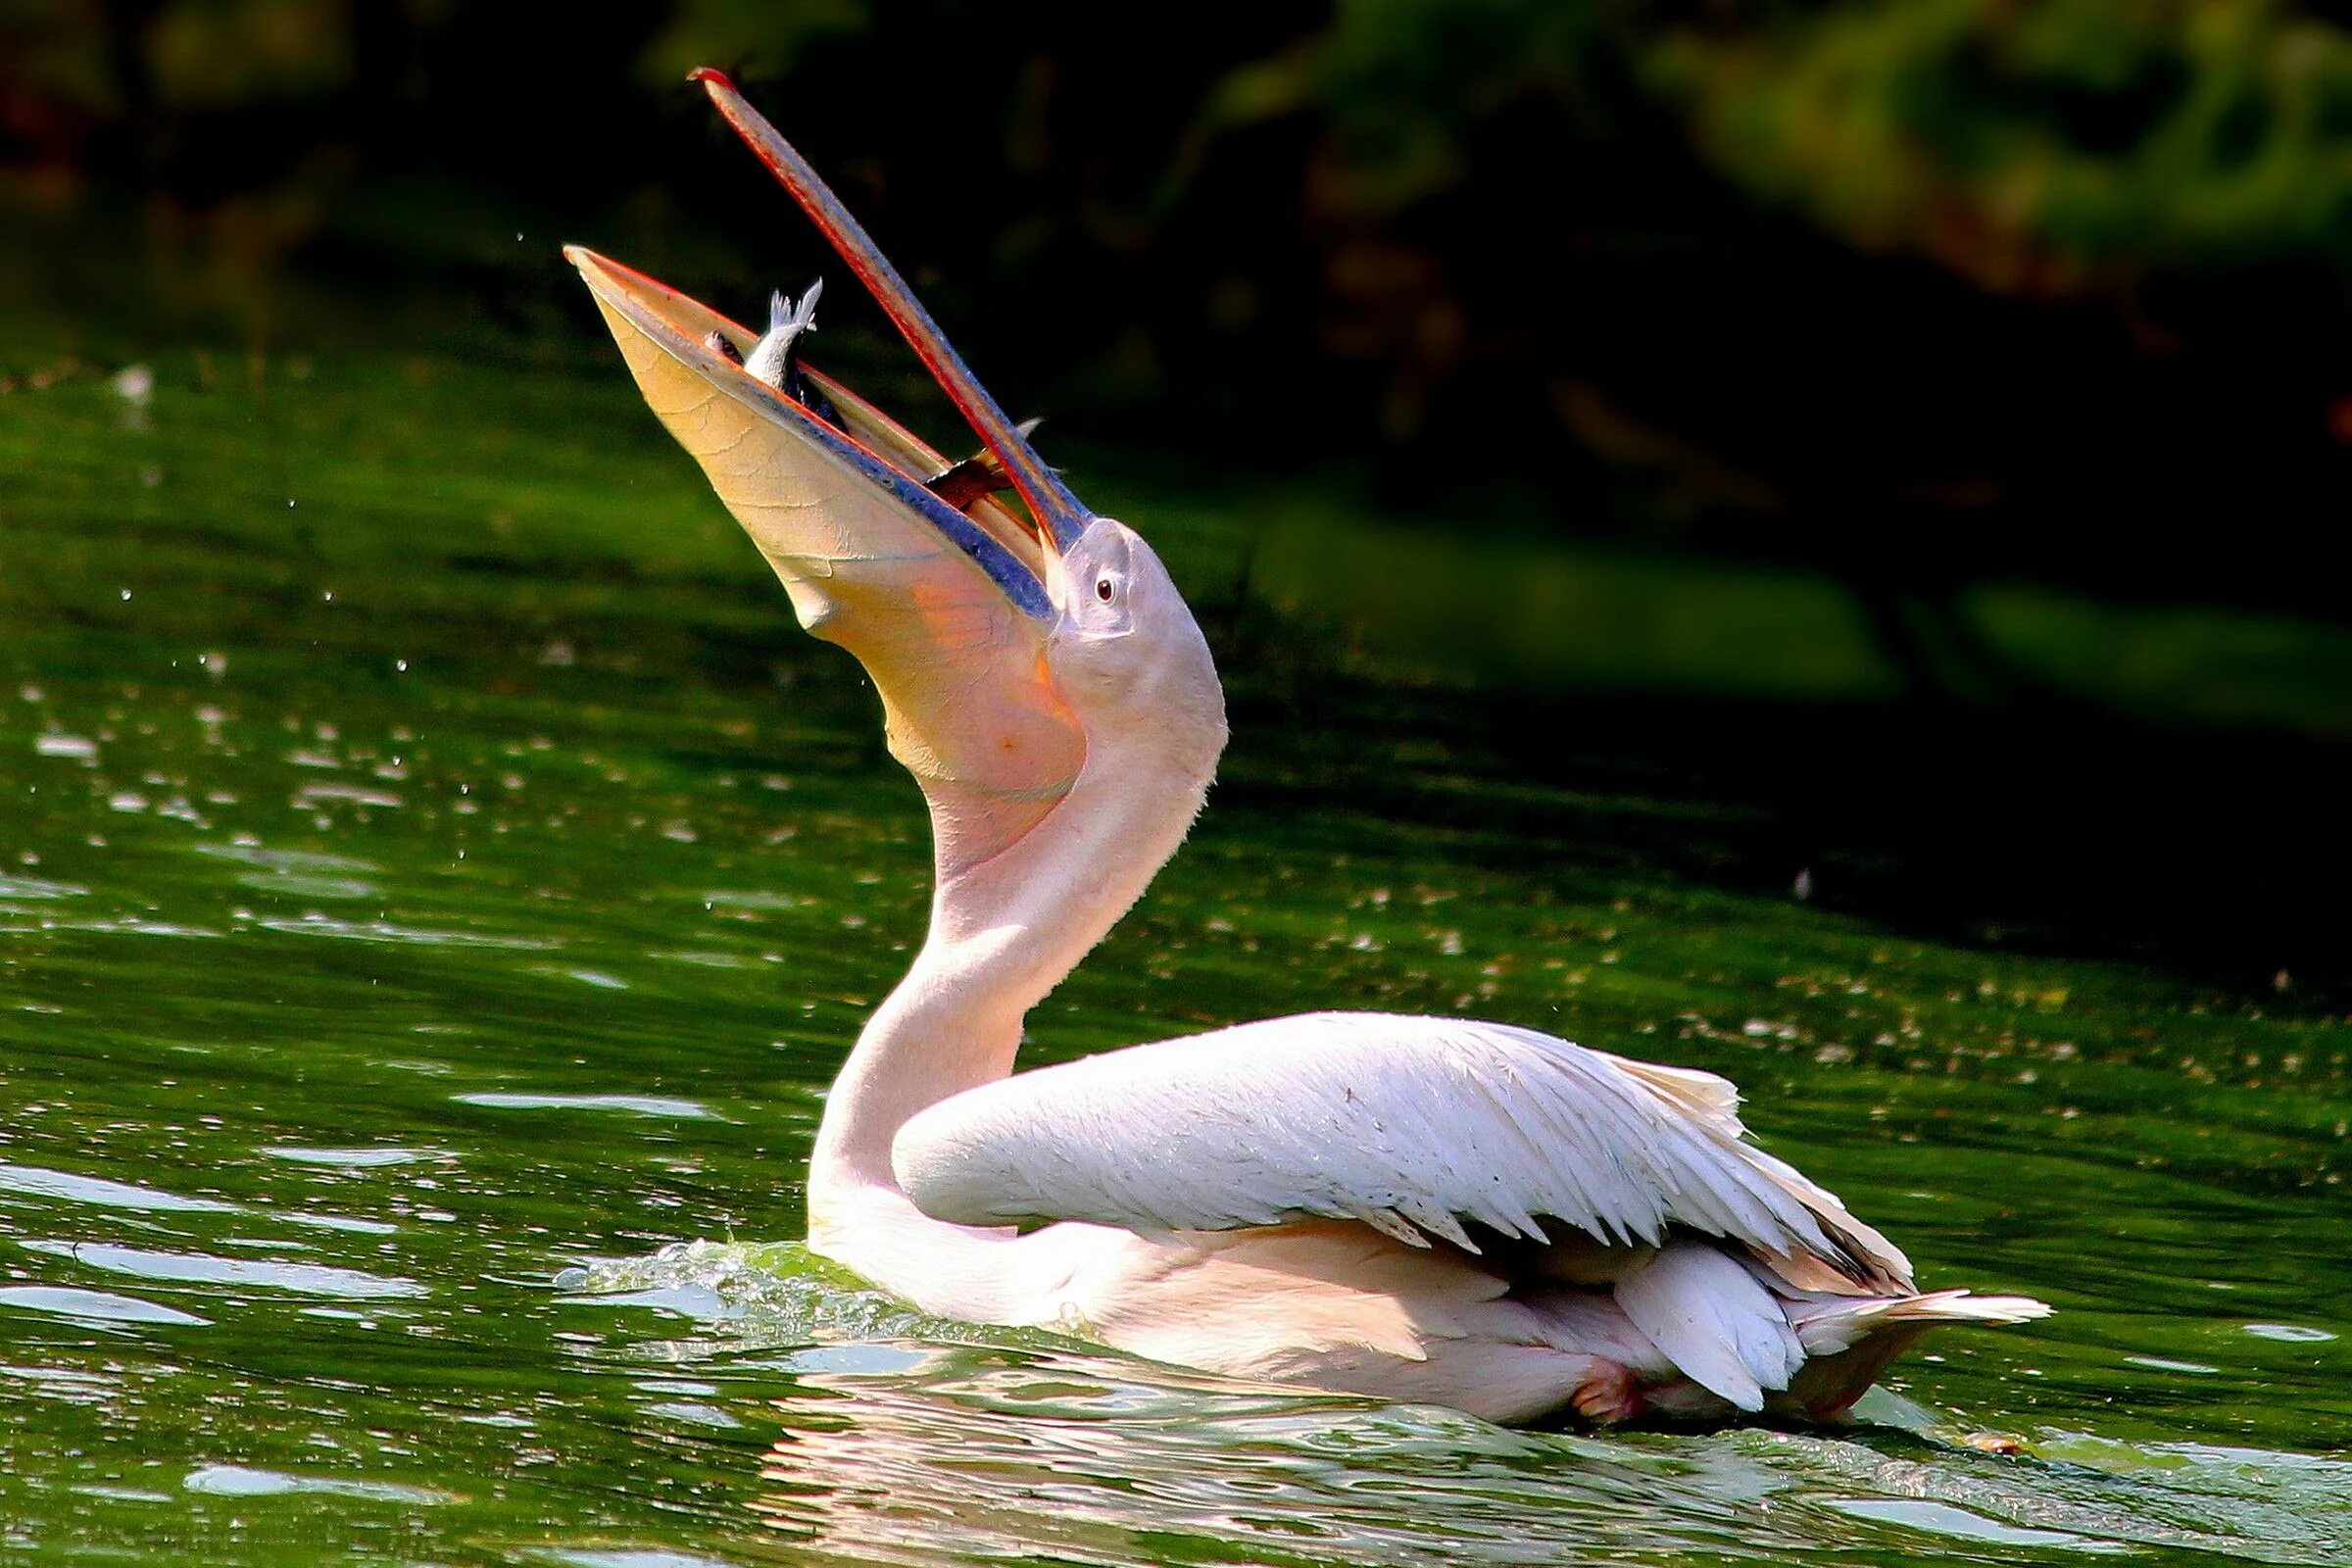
1792;1288;2052;1356
1769;1289;2050;1422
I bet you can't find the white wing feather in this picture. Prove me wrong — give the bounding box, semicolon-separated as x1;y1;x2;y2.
1614;1243;1805;1410
894;1012;1911;1291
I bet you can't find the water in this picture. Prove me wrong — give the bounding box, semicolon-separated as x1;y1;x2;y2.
1;344;2347;1565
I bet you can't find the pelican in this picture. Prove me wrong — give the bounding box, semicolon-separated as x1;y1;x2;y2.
564;71;2049;1427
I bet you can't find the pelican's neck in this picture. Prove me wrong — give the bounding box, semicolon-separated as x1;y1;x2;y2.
808;709;1220;1209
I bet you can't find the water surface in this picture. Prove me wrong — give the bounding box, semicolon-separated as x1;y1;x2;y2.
1;345;2346;1564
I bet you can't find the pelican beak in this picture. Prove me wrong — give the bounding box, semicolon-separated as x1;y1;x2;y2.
564;68;1097;626
564;244;1063;622
563;74;1096;881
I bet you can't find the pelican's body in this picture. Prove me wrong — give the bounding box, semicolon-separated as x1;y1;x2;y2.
567;72;2048;1426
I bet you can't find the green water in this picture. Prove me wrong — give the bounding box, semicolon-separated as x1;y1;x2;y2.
1;340;2347;1566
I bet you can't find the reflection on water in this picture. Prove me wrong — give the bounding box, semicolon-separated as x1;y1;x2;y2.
559;1243;2352;1567
0;344;2345;1564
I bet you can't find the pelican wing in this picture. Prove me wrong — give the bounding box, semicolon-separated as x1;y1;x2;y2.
569;248;1082;879
895;1011;1913;1293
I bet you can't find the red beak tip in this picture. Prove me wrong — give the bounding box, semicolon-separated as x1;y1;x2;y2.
686;66;735;91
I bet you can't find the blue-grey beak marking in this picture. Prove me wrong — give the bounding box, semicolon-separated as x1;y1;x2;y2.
595;276;1055;625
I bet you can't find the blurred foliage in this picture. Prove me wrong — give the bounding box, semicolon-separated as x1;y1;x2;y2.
1648;0;2352;294
1203;0;1614;213
4;0;2351;630
13;2;2352;305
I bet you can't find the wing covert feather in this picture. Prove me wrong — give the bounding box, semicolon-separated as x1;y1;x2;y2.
895;1012;1912;1292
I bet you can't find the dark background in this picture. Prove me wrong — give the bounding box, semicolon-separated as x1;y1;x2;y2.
7;0;2352;998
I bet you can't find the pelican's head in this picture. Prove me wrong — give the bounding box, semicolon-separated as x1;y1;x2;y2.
1044;516;1223;758
565;73;1223;882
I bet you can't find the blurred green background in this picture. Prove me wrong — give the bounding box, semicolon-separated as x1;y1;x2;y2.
7;0;2352;997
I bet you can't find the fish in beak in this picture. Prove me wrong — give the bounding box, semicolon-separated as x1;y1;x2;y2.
564;71;1093;882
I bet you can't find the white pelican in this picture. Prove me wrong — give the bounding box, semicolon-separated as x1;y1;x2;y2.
564;70;2049;1427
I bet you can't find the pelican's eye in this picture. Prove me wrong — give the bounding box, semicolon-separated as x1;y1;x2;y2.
1056;521;1139;642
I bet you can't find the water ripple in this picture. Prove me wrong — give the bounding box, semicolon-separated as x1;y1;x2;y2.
0;1160;389;1237
263;1145;441;1169
0;1285;210;1327
258;912;556;949
182;1465;456;1504
20;1240;426;1300
0;1162;239;1215
458;1093;720;1120
195;843;378;875
0;873;88;901
1825;1496;2130;1553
